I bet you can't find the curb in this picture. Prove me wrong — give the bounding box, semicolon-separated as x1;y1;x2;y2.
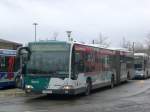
0;89;25;97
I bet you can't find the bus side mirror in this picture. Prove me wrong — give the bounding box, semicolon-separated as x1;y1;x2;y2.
17;47;31;62
71;70;78;80
22;64;27;74
71;74;78;80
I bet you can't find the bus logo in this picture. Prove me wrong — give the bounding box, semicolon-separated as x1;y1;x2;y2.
31;80;39;84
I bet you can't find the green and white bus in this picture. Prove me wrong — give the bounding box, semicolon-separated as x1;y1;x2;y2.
18;41;133;95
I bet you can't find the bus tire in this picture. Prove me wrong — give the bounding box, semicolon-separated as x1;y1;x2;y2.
127;72;130;80
15;76;21;88
84;79;92;96
111;74;114;89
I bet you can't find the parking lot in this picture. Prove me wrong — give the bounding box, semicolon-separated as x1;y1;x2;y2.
0;79;150;112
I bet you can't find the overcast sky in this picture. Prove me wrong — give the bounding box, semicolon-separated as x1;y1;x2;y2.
0;0;150;46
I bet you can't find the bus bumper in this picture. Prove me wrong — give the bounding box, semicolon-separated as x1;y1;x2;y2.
42;89;75;95
25;88;85;95
134;75;145;79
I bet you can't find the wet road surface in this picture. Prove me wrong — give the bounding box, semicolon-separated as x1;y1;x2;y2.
0;79;150;112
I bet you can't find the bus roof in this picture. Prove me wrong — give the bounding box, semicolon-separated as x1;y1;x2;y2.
108;47;132;52
73;42;132;53
134;53;148;57
0;49;16;56
28;40;68;45
28;40;110;50
28;40;132;53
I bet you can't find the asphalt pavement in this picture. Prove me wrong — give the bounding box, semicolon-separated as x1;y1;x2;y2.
0;79;150;112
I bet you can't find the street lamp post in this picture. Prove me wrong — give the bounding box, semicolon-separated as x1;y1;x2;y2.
66;31;72;41
132;42;135;54
33;23;38;42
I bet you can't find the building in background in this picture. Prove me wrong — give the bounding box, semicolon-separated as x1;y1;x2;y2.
0;39;22;50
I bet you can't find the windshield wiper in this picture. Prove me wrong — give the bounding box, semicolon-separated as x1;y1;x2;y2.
48;71;68;78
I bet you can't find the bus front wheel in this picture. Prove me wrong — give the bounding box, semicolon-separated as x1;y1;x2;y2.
15;76;22;88
84;79;92;96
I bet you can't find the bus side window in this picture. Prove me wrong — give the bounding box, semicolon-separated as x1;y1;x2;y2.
0;56;6;72
15;57;20;72
75;52;84;73
0;57;2;71
144;60;147;70
22;64;27;74
105;55;110;70
85;52;94;72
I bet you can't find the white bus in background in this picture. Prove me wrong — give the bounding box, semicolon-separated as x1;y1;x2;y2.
134;53;150;79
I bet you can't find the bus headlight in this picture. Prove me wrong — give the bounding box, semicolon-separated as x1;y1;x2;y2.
62;85;74;90
25;85;33;89
140;74;144;76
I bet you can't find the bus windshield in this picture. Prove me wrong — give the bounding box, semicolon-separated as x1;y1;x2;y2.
26;43;70;77
134;64;142;70
134;57;143;70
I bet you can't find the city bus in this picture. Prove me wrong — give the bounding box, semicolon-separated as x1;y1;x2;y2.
133;53;150;79
18;41;133;95
109;48;134;80
0;49;19;88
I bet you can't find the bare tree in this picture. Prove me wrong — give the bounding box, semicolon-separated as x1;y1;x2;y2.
92;33;111;48
134;42;144;52
120;37;145;52
146;33;150;48
120;37;132;50
145;33;150;54
52;32;59;40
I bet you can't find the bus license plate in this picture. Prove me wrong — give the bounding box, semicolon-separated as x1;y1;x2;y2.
42;90;52;94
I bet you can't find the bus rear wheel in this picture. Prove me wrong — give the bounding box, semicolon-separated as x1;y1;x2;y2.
111;75;114;89
84;79;92;96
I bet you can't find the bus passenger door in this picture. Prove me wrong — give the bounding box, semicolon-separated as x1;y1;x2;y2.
114;52;121;85
72;49;86;88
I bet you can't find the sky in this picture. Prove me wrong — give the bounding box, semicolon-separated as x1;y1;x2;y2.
0;0;150;46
